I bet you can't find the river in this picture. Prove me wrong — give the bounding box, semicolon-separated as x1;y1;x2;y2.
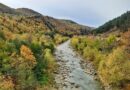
54;40;103;90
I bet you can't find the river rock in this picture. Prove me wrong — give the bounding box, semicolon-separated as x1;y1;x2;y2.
54;40;103;90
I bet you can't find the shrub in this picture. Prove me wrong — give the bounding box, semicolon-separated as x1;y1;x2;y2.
54;34;69;44
0;52;11;74
0;75;14;90
71;37;79;49
98;47;130;87
30;42;43;55
93;52;105;68
44;49;56;72
20;45;37;68
12;57;36;90
44;42;55;53
0;31;5;39
106;35;116;46
83;47;97;61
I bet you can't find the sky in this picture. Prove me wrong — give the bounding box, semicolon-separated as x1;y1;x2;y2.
0;0;130;27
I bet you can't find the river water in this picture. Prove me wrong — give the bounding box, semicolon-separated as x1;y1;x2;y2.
54;40;103;90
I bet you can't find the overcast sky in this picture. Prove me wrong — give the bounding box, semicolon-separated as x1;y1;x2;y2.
0;0;130;27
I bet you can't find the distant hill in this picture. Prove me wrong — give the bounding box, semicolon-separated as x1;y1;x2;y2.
15;8;42;16
0;3;92;36
60;19;92;35
0;3;17;14
94;11;130;33
42;16;91;36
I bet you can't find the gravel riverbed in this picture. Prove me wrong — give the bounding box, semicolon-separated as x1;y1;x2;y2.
54;40;103;90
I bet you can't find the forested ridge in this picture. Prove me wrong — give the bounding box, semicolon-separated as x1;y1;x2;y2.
93;11;130;33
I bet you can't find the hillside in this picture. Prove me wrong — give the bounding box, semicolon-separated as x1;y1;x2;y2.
15;8;42;16
0;3;92;36
0;2;93;89
94;11;130;33
0;12;68;90
42;16;91;36
0;3;93;90
0;3;17;14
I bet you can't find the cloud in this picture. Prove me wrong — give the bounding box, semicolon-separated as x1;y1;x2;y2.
0;0;130;27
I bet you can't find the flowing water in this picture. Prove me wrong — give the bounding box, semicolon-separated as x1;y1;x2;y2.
54;40;103;90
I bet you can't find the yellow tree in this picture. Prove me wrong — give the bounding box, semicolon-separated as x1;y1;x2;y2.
20;45;37;68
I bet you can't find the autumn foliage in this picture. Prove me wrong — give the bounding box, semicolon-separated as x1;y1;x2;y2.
71;31;130;90
20;45;37;67
0;13;61;89
0;76;14;90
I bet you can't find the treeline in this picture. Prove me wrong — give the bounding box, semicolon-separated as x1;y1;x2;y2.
71;31;130;90
93;11;130;33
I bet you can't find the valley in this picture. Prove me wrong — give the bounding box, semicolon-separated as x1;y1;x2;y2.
0;2;130;90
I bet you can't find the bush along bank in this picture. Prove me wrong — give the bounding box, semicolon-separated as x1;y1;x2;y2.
70;32;130;90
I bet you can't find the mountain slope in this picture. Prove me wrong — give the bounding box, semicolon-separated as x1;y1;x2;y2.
15;8;42;16
94;11;130;33
0;3;70;90
0;3;92;36
0;3;17;14
42;16;91;36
